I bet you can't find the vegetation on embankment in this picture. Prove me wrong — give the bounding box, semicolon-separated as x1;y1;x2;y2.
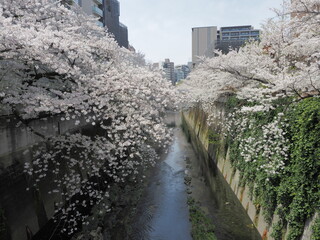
184;156;217;240
226;96;320;240
187;197;217;240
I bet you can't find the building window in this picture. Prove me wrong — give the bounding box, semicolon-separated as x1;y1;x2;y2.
251;31;260;35
221;26;252;32
240;31;249;35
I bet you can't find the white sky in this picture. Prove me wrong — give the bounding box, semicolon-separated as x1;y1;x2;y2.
119;0;284;65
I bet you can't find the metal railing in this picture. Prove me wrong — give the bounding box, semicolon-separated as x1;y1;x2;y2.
92;6;103;17
96;21;104;27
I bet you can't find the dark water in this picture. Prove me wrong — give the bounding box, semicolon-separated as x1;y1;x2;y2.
129;128;192;240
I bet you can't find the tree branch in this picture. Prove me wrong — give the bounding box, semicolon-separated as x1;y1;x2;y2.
11;108;46;139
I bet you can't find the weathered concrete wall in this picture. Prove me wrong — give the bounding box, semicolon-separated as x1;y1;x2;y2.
182;106;317;240
0;115;88;240
0;115;88;168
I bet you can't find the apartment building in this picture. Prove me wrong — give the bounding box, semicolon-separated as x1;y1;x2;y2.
192;25;260;66
73;0;128;48
162;59;175;84
216;25;260;54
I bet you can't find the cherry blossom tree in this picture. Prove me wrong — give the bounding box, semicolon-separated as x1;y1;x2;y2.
181;1;320;238
0;0;177;235
182;0;320;108
180;0;319;174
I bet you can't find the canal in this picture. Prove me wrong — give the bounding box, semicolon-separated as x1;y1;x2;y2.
129;113;261;240
16;112;262;240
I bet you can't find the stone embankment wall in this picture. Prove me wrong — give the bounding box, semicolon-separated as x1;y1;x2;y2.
182;106;316;240
0;114;87;240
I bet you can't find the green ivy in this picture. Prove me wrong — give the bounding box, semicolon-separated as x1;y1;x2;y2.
284;98;320;240
312;216;320;240
226;97;320;240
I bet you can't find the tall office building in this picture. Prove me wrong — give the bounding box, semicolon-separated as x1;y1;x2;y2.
192;26;218;65
162;59;175;84
73;0;128;48
192;25;260;66
102;0;128;48
175;68;185;83
175;65;191;82
73;0;104;27
118;23;129;48
153;59;175;84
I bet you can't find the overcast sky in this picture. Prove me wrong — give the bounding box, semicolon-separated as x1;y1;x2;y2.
120;0;283;65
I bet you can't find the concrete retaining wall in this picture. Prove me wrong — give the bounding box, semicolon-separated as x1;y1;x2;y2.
0;114;88;240
182;106;317;240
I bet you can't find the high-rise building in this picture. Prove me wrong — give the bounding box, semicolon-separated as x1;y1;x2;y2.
160;59;175;84
103;0;118;41
192;25;260;66
192;26;218;66
174;65;191;83
153;59;189;85
73;0;104;27
73;0;128;48
187;61;193;71
118;22;129;48
175;68;185;83
175;65;191;82
102;0;128;48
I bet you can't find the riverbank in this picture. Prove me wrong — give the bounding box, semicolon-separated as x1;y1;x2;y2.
129;112;261;240
181;112;261;240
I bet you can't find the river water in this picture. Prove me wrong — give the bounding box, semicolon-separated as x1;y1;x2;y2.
130;113;261;240
129;127;192;240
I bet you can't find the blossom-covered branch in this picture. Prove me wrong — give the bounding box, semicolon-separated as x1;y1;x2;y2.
0;0;177;235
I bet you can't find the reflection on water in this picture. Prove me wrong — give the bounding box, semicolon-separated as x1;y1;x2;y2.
130;128;192;240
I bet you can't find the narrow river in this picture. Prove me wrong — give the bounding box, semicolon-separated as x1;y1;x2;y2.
129;126;192;240
129;113;261;240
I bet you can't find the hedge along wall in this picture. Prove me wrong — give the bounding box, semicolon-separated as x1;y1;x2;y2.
182;97;320;240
